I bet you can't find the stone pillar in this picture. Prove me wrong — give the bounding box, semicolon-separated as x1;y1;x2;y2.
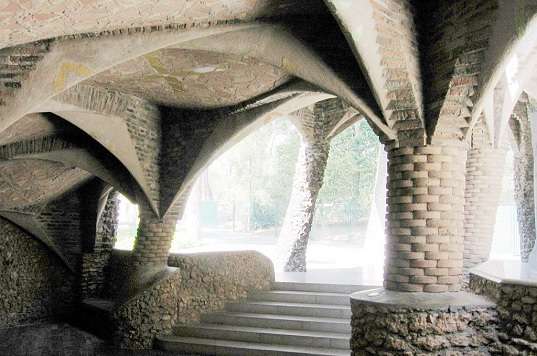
463;119;506;270
278;107;330;272
278;99;354;272
384;140;467;292
510;99;536;262
131;204;181;269
279;137;330;272
80;191;119;299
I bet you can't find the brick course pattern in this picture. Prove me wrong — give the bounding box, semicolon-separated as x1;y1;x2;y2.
384;141;467;292
131;204;182;267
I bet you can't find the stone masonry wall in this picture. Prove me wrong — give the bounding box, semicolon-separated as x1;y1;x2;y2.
80;192;119;299
36;190;82;269
470;274;537;354
169;251;274;323
0;217;75;328
510;97;536;262
385;140;467;292
106;250;274;349
351;300;500;355
111;268;181;349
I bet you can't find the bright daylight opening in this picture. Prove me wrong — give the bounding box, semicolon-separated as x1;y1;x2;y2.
490;148;520;260
114;116;384;280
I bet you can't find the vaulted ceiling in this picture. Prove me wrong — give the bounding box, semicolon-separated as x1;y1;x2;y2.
0;0;536;220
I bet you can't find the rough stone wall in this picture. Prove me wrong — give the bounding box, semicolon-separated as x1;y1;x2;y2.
169;251;274;323
463;118;506;270
351;301;499;355
385;140;467;292
106;250;274;349
111;269;181;349
0;217;74;328
510;98;536;262
80;192;119;299
36;190;82;268
470;274;537;354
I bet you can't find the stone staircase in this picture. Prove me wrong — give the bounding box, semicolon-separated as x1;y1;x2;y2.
156;281;374;356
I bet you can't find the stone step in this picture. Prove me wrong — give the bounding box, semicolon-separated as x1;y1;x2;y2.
155;336;351;356
226;301;352;319
76;298;115;339
171;324;350;349
201;312;351;333
272;281;374;294
249;290;350;305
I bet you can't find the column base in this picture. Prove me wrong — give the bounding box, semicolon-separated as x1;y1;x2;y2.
351;288;500;355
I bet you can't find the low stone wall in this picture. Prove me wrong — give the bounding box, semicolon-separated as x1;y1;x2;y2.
111;268;181;349
169;251;274;323
470;273;537;353
350;288;512;355
0;218;75;328
106;250;274;349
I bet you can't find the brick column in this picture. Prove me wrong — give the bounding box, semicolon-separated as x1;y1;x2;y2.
384;141;467;292
463;146;506;269
131;204;181;268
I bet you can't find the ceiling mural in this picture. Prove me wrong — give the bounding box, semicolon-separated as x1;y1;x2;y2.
86;49;291;109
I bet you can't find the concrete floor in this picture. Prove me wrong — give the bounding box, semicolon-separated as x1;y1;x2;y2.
0;322;194;356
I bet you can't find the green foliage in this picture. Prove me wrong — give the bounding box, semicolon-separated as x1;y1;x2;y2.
206;116;379;230
207;117;299;230
316;119;380;225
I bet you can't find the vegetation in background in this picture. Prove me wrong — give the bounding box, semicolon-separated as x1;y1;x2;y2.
114;116;380;250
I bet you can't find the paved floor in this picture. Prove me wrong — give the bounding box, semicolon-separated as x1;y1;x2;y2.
0;322;192;356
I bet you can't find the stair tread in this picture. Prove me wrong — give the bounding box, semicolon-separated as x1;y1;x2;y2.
255;291;351;297
175;323;351;339
230;301;351;309
271;282;377;294
82;298;114;312
157;336;351;355
207;312;350;323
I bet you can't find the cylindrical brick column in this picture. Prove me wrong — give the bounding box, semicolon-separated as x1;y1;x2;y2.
384;141;467;292
131;204;181;268
463;146;506;269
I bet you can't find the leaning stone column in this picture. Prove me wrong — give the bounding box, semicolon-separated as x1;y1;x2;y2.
279;133;330;271
384;140;467;292
463;119;506;270
278;107;330;272
278;99;357;272
510;98;536;262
